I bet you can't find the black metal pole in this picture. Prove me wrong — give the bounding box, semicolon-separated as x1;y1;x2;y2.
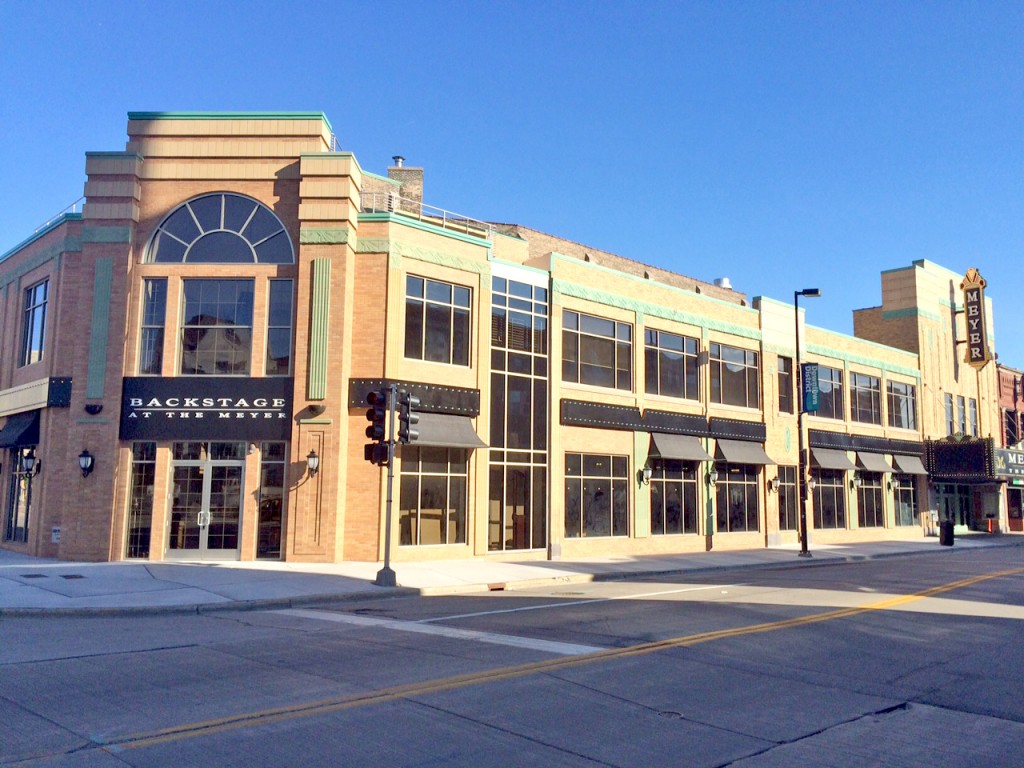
796;290;812;558
375;383;399;587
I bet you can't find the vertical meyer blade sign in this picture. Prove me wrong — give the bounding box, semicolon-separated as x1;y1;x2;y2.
961;268;991;370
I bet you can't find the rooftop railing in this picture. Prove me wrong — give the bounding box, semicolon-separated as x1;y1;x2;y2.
34;198;85;234
360;192;492;240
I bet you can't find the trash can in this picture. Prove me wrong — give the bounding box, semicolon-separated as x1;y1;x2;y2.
939;520;954;546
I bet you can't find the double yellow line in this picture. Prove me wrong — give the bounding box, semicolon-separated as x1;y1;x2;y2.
100;566;1023;754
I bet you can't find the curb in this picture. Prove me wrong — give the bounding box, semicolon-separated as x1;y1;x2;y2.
2;538;1020;618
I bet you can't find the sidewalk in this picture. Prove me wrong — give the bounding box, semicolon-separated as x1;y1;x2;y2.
1;535;1020;616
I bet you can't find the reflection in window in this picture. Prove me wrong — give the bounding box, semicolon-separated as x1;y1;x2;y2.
817;366;845;420
140;279;167;375
710;343;759;408
125;443;156;558
650;460;698;534
714;463;759;532
893;475;918;526
812;469;846;529
180;279;254;375
564;453;629;538
399;447;468;545
850;373;881;424
20;280;48;366
258;442;287;558
265;280;294;375
857;472;884;527
778;465;798;530
886;381;917;430
645;330;699;400
4;447;36;542
778;356;794;414
147;193;294;264
562;310;632;391
405;276;471;366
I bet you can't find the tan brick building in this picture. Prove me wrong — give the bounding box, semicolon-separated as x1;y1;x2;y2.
0;112;1013;563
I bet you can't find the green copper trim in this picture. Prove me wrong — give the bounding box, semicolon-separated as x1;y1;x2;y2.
1;214;82;264
553;279;762;342
805;343;921;380
128;111;334;132
0;237;81;289
357;238;490;275
300;228;350;245
82;226;133;244
307;258;331;400
361;171;400;186
881;306;942;322
358;212;493;249
86;258;114;398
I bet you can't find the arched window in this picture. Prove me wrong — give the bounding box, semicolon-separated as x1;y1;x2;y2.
146;193;294;264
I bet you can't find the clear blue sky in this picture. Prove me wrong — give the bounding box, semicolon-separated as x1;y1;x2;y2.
2;1;1021;365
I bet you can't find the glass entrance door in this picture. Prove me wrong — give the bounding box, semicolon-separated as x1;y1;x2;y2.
167;442;245;560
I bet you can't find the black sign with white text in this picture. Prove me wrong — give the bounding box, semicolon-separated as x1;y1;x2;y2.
119;377;294;441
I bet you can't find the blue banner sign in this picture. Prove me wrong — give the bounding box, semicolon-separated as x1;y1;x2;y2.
801;362;820;413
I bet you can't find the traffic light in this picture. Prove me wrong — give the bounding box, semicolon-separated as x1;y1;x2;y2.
397;391;420;444
363;442;390;466
365;389;388;442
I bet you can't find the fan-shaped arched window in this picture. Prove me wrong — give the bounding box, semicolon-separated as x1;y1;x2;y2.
147;193;294;264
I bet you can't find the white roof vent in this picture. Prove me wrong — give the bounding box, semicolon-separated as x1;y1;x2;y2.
713;277;732;290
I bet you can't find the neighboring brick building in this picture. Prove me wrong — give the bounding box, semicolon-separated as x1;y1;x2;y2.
0;111;1014;563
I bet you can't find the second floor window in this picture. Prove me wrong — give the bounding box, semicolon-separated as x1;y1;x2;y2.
710;343;759;408
850;372;881;424
20;279;48;366
180;279;254;375
562;310;632;391
778;356;794;414
886;381;917;430
946;393;955;435
969;398;978;436
265;279;294;375
957;395;967;434
405;276;471;366
818;366;844;420
645;329;698;400
139;279;167;375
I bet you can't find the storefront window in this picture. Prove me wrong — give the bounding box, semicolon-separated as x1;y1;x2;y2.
399;447;468;545
125;442;156;558
715;463;759;533
4;447;36;542
813;469;846;529
857;472;884;527
650;460;698;534
564;453;629;537
893;474;918;526
778;465;798;530
257;442;286;558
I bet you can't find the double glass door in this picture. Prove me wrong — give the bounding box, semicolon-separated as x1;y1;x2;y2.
167;442;245;560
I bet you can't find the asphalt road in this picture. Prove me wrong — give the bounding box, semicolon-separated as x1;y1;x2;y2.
3;547;1023;767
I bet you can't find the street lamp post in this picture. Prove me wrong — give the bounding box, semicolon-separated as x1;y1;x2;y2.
795;288;821;558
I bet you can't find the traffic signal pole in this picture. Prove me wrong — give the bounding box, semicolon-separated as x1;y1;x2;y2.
375;382;399;587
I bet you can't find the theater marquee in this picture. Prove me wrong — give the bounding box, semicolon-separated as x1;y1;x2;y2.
961;268;992;370
119;377;294;441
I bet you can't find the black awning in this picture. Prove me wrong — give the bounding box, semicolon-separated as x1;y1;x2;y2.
856;452;893;473
0;411;39;448
414;413;487;449
811;447;856;471
715;439;774;465
650;433;712;462
892;454;928;475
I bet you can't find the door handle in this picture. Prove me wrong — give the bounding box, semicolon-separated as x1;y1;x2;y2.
198;511;211;528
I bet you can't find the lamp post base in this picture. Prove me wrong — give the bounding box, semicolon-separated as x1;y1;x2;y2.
374;567;398;587
797;550;813;558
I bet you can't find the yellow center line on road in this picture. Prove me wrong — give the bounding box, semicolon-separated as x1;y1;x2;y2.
103;566;1024;754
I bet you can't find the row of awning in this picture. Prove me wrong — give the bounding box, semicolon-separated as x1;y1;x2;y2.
647;432;927;475
810;447;927;475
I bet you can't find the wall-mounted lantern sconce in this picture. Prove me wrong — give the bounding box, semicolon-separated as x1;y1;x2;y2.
807;477;817;491
707;469;719;487
637;462;653;487
78;449;94;478
248;443;257;456
307;403;326;417
887;479;893;492
306;449;320;476
21;449;39;476
768;476;781;493
850;474;863;490
84;403;103;415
